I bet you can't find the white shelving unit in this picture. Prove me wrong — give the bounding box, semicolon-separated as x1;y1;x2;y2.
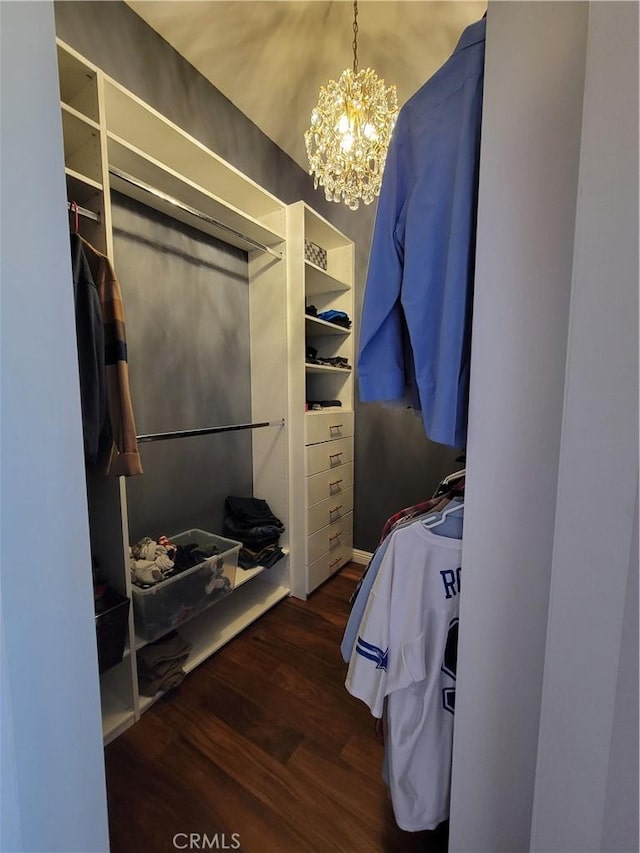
56;39;300;744
287;202;355;597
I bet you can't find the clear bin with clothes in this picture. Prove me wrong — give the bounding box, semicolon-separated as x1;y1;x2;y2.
131;529;241;642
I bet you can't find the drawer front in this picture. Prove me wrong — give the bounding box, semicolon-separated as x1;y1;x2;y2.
307;511;353;566
306;462;354;507
307;536;353;594
305;437;353;477
306;487;354;536
305;411;354;446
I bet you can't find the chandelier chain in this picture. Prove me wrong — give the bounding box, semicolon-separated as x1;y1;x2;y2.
352;1;358;74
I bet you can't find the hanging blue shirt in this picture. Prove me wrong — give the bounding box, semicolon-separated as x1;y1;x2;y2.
357;18;486;448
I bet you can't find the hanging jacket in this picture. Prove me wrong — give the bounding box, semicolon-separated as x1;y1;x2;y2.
71;233;107;464
80;237;143;477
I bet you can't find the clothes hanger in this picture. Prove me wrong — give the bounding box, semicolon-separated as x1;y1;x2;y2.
424;500;464;530
69;200;79;234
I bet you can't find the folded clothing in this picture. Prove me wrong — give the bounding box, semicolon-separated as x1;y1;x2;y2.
137;631;192;697
317;310;352;329
238;544;285;570
224;495;285;550
224;496;283;528
307;399;342;409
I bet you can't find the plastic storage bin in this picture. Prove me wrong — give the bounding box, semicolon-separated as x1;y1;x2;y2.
95;588;130;673
131;529;241;642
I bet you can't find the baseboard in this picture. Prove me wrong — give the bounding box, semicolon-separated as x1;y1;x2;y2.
351;548;373;566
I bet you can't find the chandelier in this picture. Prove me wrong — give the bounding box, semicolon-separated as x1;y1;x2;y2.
304;1;398;211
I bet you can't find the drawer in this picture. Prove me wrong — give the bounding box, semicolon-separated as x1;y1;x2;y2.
305;437;353;477
307;536;353;594
305;411;354;446
307;511;353;566
306;462;353;507
306;487;354;536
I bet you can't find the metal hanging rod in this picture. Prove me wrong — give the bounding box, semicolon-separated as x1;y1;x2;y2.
108;166;283;260
67;201;100;222
136;418;285;444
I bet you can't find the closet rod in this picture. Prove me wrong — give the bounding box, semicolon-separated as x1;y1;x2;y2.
137;418;285;443
108;167;283;259
67;201;100;222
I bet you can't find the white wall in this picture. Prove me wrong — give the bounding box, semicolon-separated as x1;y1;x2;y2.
449;3;589;851
602;488;639;853
531;3;639;850
0;3;110;850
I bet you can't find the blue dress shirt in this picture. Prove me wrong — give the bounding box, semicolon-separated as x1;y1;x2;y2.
357;18;486;448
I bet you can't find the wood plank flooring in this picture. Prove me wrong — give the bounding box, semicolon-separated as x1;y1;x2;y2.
105;564;449;853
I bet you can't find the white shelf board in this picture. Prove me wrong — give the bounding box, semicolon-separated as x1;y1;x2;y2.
303;203;353;250
107;133;285;253
101;684;135;744
305;316;351;337
235;564;266;588
57;40;99;122
137;580;290;713
65;168;103;202
61;106;102;183
305;407;353;415
61;101;100;132
305;363;353;375
181;580;289;672
123;632;149;660
304;261;350;296
61;104;100;160
104;77;285;223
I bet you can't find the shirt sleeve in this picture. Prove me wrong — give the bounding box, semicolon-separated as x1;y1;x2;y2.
345;537;415;718
357;111;410;403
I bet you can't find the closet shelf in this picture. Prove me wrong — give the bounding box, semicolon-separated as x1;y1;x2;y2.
103;77;285;224
101;687;135;745
65;168;103;203
56;40;99;122
61;101;100;132
137;579;290;713
304;260;350;296
305;316;351;337
305;363;353;375
61;105;100;156
107;136;284;256
302;202;354;251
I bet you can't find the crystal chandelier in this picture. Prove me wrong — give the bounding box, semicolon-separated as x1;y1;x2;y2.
304;1;398;211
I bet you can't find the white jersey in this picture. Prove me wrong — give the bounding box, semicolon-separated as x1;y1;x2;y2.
345;521;462;831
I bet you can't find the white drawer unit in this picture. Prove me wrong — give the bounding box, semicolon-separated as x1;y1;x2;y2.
306;462;354;507
306;487;354;537
307;536;353;593
305;436;353;477
305;411;354;446
306;511;353;566
287;202;355;597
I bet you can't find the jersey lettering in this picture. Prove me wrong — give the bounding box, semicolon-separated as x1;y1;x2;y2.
440;567;462;599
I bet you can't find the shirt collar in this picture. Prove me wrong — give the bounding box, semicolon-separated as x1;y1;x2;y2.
453;17;486;54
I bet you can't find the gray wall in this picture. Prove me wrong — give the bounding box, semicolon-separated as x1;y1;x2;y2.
54;0;460;554
449;3;589;850
110;192;254;540
0;2;109;849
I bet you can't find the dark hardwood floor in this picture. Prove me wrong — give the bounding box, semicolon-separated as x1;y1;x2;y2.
105;564;449;853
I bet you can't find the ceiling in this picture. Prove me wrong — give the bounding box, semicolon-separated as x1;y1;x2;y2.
126;1;485;171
